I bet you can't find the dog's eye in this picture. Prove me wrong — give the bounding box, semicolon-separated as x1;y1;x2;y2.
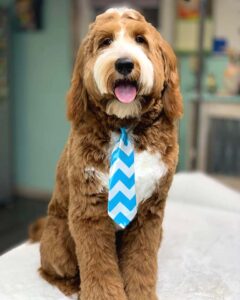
135;35;147;44
99;37;113;48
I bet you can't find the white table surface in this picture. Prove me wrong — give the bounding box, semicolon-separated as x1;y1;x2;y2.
0;173;240;300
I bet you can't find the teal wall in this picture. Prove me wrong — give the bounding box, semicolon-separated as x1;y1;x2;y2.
1;0;72;193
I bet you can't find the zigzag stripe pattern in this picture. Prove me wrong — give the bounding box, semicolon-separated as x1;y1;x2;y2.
108;128;137;229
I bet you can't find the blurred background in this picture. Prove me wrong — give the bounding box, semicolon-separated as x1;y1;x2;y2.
0;0;239;253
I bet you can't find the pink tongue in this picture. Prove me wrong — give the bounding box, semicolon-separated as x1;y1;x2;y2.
114;85;137;103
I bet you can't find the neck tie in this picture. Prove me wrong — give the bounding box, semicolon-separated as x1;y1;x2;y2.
108;128;137;228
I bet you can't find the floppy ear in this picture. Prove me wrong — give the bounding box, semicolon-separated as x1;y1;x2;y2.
67;37;89;125
158;37;183;120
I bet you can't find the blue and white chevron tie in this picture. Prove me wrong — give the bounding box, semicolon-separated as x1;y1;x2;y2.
108;128;137;228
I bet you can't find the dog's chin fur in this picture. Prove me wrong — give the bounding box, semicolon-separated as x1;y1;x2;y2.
106;98;141;119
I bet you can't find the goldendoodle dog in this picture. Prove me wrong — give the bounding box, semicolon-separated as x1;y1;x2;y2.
37;7;182;300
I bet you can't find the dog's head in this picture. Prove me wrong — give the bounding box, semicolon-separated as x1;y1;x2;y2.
68;8;182;126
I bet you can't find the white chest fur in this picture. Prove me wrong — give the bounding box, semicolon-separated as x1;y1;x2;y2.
134;150;167;204
92;142;168;205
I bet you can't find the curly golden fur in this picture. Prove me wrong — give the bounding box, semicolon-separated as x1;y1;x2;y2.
38;8;183;300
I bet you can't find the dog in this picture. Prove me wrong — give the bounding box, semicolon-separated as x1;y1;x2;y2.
38;7;182;300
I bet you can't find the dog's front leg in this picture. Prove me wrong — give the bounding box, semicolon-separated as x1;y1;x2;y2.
69;205;127;300
119;206;164;300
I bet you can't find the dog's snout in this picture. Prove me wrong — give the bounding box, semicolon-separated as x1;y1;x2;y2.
115;58;134;76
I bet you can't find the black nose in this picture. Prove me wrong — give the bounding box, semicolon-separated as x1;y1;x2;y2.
115;58;134;76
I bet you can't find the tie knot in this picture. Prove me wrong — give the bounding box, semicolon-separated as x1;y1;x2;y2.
120;128;128;146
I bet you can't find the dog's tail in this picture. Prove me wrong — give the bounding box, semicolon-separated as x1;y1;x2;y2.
28;217;47;242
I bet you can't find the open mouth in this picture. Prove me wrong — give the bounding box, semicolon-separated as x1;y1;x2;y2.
114;79;138;104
